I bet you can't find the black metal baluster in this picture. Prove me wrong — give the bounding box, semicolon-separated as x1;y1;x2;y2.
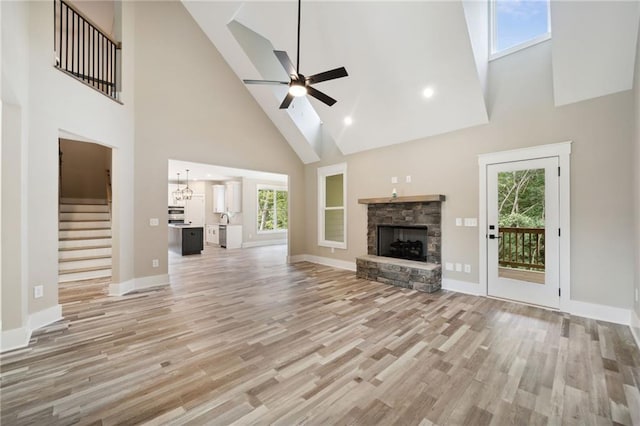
65;5;69;70
71;11;75;73
58;1;63;67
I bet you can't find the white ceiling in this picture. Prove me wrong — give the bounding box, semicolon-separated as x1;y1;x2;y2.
168;159;288;184
183;1;489;161
182;1;640;163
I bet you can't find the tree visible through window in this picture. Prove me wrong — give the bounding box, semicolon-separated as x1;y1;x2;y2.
257;187;288;232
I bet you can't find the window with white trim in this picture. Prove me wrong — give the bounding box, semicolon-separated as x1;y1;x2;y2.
490;0;551;59
318;163;347;249
257;185;288;232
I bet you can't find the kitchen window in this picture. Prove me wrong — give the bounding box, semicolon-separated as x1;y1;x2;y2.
318;163;347;249
257;186;288;232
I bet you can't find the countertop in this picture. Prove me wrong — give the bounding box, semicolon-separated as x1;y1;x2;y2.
168;224;204;229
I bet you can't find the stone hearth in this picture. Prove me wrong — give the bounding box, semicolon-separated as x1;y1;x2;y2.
357;195;445;293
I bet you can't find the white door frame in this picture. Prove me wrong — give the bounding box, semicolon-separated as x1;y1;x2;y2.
478;141;572;311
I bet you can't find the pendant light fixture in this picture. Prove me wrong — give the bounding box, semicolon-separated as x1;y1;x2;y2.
182;169;193;200
172;172;183;202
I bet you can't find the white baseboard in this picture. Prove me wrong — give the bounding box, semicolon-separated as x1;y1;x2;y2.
2;304;63;353
108;279;134;296
1;326;31;353
288;254;356;272
566;299;631;326
28;304;62;330
242;239;287;248
135;274;170;291
630;309;640;348
442;278;482;296
109;274;170;296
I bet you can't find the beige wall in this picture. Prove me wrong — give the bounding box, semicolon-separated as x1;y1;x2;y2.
304;40;636;310
1;0;136;342
71;0;115;39
133;1;304;278
60;139;111;199
633;20;640;320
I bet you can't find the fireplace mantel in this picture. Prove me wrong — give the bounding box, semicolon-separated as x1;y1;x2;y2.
358;194;445;204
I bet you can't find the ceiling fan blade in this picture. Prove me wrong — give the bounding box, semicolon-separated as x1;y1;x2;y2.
279;93;295;109
307;86;337;106
274;50;298;78
306;67;348;85
243;79;289;85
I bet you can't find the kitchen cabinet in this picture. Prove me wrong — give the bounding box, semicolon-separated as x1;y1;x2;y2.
225;181;242;213
168;225;203;255
220;224;242;249
212;185;225;213
205;224;219;245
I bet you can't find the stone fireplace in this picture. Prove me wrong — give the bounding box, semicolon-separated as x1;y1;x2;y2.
356;195;444;293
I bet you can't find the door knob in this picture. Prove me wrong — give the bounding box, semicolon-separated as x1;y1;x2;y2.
488;234;501;239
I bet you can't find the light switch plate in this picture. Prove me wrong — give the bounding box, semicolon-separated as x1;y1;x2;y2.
455;263;462;272
34;285;43;299
405;175;412;183
152;259;159;268
464;264;471;273
455;218;463;227
149;218;159;226
464;218;478;227
445;262;454;271
391;176;398;184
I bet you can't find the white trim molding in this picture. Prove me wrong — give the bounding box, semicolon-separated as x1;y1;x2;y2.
478;141;572;311
1;327;31;353
631;309;640;348
567;300;631;326
288;254;356;272
109;274;170;296
442;278;483;296
28;304;62;331
1;304;63;353
242;239;287;249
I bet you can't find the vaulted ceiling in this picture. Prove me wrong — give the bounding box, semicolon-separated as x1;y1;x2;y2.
182;1;640;164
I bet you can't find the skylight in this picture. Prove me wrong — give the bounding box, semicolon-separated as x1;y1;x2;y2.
491;0;551;59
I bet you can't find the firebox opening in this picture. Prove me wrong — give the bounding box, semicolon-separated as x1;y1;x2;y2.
377;225;428;262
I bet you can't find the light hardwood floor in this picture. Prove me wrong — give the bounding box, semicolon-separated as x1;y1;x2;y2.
2;245;640;425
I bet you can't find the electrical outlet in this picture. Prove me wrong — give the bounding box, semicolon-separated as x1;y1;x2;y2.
445;262;454;271
34;285;43;299
152;259;159;268
464;264;471;274
405;175;412;183
149;218;159;226
391;176;398;184
455;218;463;227
455;263;462;272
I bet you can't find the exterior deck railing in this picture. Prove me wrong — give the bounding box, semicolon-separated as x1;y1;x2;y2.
54;0;120;100
498;227;545;271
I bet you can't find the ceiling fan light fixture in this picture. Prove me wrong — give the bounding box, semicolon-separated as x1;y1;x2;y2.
289;82;308;97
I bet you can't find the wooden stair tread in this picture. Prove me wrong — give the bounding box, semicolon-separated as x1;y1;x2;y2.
59;227;112;231
59;245;112;251
59;220;111;223
59;236;112;241
58;265;112;275
59;255;112;263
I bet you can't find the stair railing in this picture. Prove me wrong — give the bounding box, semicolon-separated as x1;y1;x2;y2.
105;169;112;219
54;0;121;100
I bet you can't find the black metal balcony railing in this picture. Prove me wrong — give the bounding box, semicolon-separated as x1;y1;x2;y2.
54;0;120;100
498;227;545;271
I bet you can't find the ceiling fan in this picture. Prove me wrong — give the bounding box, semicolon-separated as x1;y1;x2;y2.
242;0;348;109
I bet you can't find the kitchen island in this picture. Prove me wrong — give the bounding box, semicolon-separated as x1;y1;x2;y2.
168;224;204;255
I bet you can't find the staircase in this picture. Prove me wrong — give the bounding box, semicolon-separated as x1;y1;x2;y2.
58;198;112;283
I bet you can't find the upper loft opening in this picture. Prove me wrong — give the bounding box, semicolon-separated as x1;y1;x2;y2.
490;0;551;60
54;0;122;102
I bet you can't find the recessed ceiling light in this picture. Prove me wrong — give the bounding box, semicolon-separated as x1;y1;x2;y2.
344;116;353;126
423;87;435;99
